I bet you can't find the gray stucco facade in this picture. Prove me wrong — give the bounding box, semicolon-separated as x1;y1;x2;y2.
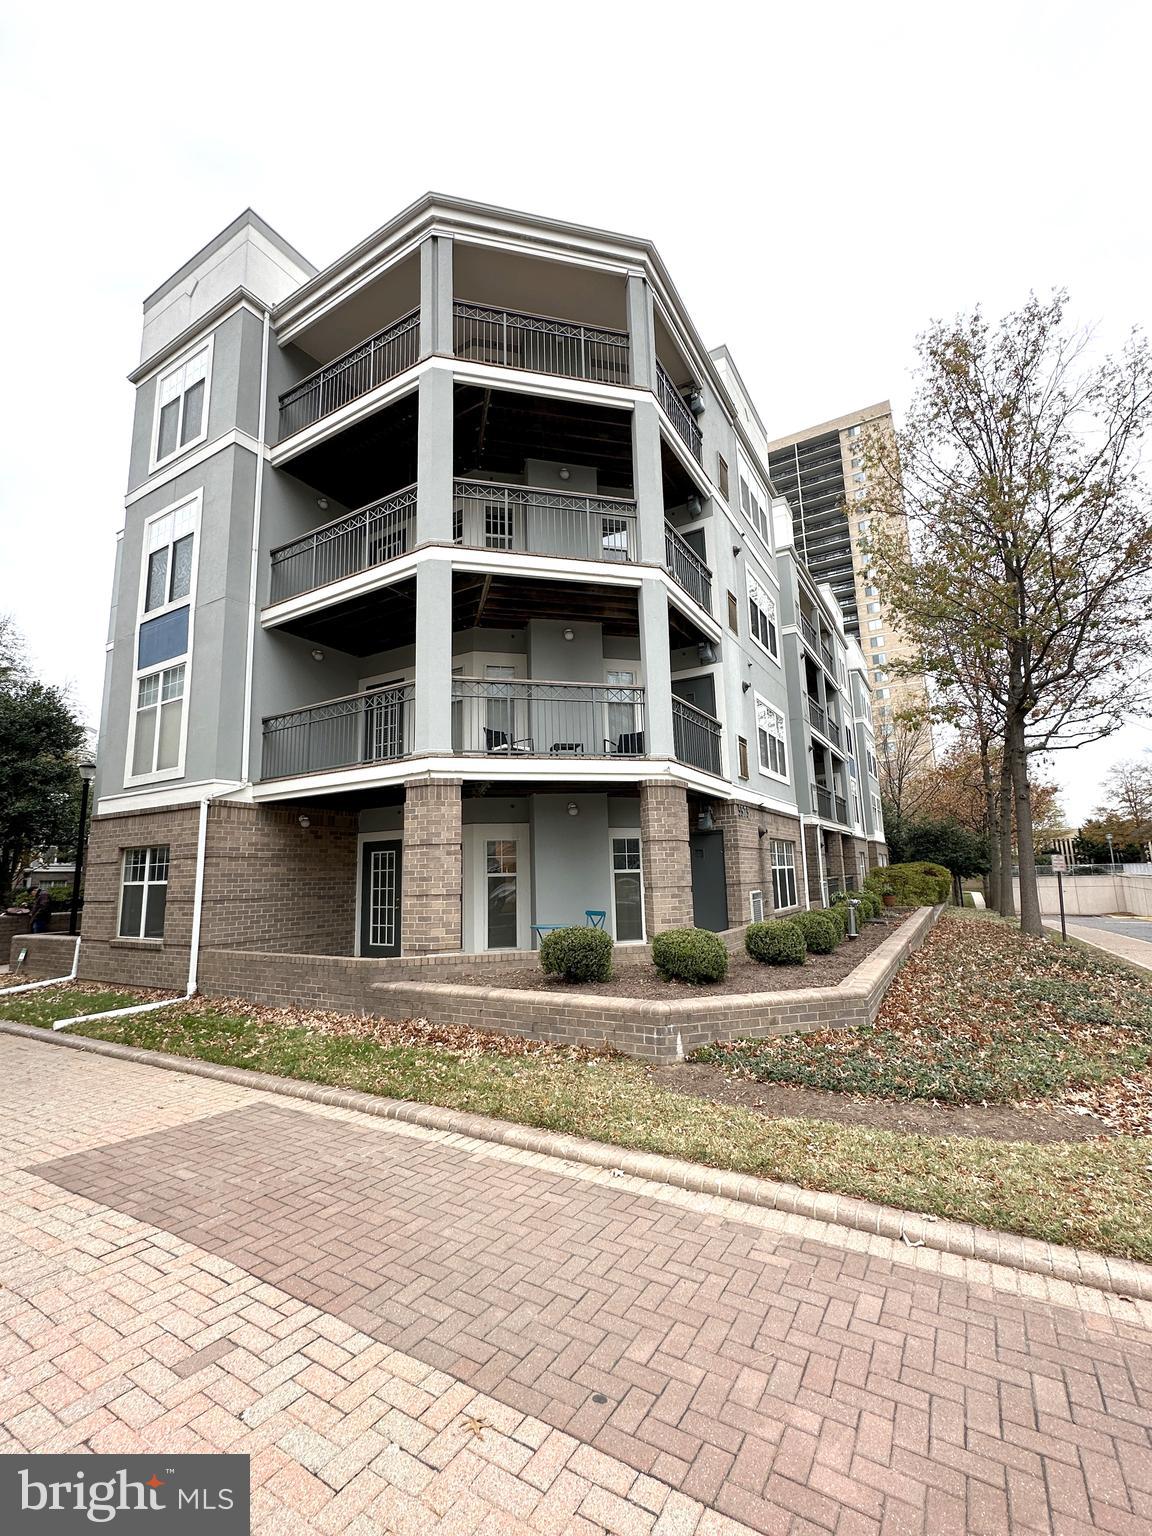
87;195;885;979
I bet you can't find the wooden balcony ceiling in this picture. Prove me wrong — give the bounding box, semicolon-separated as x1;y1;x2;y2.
454;387;633;486
288;393;419;509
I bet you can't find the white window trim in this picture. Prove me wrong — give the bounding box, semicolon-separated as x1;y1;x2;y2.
609;825;646;943
117;845;170;940
754;691;789;784
464;823;532;953
148;335;214;474
125;491;202;787
746;567;780;663
770;839;799;912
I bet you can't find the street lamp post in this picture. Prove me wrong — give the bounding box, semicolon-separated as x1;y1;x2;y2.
68;759;97;937
1106;831;1116;872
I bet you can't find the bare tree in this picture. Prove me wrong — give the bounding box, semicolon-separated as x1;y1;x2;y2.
864;293;1152;934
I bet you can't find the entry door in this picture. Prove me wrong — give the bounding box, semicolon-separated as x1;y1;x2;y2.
466;826;531;951
360;839;402;956
690;830;729;932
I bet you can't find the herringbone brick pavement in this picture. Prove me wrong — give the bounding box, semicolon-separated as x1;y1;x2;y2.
2;1035;1152;1533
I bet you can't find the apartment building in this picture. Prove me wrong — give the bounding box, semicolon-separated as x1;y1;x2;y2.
83;195;886;994
765;404;926;757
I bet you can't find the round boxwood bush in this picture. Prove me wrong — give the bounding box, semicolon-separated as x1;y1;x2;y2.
745;919;806;966
539;926;614;983
792;910;841;954
825;902;848;940
860;891;882;920
651;927;728;984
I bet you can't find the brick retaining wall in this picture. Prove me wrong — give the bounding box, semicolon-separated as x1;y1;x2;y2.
4;933;79;978
9;909;941;1066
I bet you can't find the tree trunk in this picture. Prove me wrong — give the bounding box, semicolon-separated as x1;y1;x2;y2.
1008;712;1043;936
997;754;1015;917
981;745;1000;911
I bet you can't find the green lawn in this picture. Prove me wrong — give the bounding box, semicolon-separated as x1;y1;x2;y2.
2;956;1151;1262
697;910;1152;1103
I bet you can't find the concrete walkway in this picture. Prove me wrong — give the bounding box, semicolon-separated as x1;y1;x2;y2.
1043;915;1152;972
1;1035;1151;1534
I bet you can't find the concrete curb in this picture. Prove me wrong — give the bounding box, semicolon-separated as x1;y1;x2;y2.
2;1015;1150;1302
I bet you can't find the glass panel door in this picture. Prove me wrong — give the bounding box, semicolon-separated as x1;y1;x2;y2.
360;839;402;956
611;835;643;940
605;669;637;754
484;664;517;751
485;839;519;949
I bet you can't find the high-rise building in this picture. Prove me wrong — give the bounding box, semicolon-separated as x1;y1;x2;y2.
766;404;925;756
77;196;886;1003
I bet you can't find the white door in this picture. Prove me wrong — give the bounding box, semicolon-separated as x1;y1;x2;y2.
465;825;531;951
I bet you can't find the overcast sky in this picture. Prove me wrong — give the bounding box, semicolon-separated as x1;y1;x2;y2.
2;1;1149;824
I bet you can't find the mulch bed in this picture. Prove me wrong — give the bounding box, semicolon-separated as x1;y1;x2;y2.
445;911;912;999
648;1062;1116;1144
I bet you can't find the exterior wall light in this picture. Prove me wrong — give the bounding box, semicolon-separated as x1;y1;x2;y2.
310;649;325;662
563;627;575;641
558;466;571;480
567;802;579;816
697;807;716;831
688;389;706;417
317;498;329;510
298;815;311;829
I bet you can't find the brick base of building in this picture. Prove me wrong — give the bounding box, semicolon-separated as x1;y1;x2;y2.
639;781;693;933
400;779;462;955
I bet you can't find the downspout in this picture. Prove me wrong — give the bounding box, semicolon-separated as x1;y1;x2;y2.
51;786;234;1031
240;307;271;786
798;815;812;911
0;936;82;996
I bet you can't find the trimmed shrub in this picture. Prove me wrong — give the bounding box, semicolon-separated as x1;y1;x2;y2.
651;927;728;984
824;903;848;940
864;862;951;906
745;919;807;966
539;926;614;983
792;910;841;954
858;890;882;921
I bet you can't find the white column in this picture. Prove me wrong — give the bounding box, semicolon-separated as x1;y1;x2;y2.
626;273;655;390
419;235;454;357
639;579;674;759
631;398;665;566
413;559;453;753
416;367;454;543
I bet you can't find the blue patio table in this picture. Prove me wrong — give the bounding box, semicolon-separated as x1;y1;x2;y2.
584;910;607;928
531;923;567;944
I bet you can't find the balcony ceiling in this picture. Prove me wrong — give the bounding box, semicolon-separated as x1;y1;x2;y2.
285;392;419;509
454;386;633;487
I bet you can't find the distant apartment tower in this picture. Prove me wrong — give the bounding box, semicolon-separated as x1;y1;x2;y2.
765;404;921;749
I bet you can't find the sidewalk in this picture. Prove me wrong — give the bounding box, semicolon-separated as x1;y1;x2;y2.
2;1030;1151;1534
1043;916;1152;972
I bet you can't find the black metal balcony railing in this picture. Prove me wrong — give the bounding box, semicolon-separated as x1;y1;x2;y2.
278;310;419;439
269;485;418;603
262;682;414;779
807;696;828;737
835;793;849;824
672;696;723;775
814;785;833;819
453;302;630;386
655;362;703;462
664;524;713;612
452;679;646;758
454;482;638;563
799;613;818;650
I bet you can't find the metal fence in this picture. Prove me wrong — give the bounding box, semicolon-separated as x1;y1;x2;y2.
672;696;722;775
278;310;419;438
664;524;713;612
269;485;418;602
452;678;647;758
453;302;630;386
262;683;414;779
453;481;637;562
655;362;703;462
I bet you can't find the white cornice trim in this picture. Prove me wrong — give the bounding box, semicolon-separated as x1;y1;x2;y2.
129;290;268;384
96;779;254;816
124;430;264;507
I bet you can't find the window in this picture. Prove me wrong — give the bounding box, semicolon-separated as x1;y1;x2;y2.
867;602;881;614
771;840;797;909
119;846;169;939
727;591;739;633
144;502;196;613
868;619;884;632
755;695;787;779
853;472;865;484
859;852;868;883
749;890;764;922
485;839;519;949
747;573;778;657
717;454;729;500
611;835;644;941
876;687;890;699
737;736;749;779
874;652;887;666
154;345;210;465
131;663;185;776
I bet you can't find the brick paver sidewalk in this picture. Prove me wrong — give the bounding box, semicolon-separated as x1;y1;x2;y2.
1;1035;1150;1533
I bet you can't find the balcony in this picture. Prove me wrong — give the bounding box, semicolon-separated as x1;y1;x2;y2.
814;785;832;819
278;311;419;439
835;793;849;824
806;696;842;749
655;362;703;462
672;696;723;775
664;524;713;612
269;486;418;603
452;678;646;758
263;682;414;779
455;481;638;563
453;302;630;386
